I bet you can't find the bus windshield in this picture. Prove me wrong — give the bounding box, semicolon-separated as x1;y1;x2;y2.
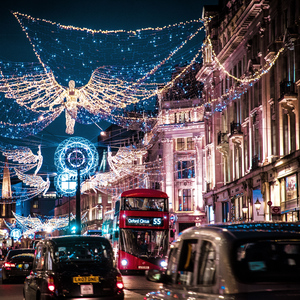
122;197;167;211
119;229;168;258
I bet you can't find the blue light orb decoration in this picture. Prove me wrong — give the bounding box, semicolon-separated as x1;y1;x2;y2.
54;171;77;196
54;137;99;196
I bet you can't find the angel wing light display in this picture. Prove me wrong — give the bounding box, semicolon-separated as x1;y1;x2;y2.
14;168;50;196
0;144;50;201
2;145;43;175
0;12;206;138
81;145;149;194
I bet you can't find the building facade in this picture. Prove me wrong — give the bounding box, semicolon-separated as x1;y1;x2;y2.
145;65;207;235
197;0;300;223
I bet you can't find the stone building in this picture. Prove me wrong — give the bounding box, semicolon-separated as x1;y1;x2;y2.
196;0;300;223
144;64;207;235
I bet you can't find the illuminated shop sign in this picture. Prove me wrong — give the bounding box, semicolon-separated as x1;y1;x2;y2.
126;217;163;226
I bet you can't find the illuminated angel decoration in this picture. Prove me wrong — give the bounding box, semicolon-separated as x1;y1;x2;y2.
8;212;76;236
81;145;147;193
0;12;206;138
107;146;147;176
14;168;50;196
2;145;43;175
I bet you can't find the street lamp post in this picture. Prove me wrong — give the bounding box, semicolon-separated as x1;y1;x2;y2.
76;169;81;235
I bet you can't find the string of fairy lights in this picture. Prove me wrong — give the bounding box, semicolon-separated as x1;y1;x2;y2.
0;12;207;137
0;10;292;209
4;212;76;238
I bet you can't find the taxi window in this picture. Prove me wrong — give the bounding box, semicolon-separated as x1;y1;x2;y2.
198;240;216;285
177;239;198;285
234;239;300;283
34;245;45;271
167;247;179;282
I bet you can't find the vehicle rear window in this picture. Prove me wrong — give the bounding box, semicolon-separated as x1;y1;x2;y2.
53;240;113;265
8;250;35;260
234;239;300;283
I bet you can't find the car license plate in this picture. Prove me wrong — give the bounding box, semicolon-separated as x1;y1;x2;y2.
80;284;93;295
73;276;99;283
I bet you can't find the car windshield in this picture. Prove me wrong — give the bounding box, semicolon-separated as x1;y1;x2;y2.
120;229;168;258
122;197;166;211
53;240;113;265
234;239;300;283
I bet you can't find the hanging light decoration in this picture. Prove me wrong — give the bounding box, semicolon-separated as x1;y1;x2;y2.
0;12;207;138
14;168;50;196
2;145;43;175
7;212;75;236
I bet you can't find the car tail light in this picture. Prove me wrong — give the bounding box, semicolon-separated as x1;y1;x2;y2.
47;276;55;292
4;262;16;269
116;275;124;289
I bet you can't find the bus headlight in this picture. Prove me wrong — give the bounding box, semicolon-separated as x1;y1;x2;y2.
121;259;128;266
160;260;167;268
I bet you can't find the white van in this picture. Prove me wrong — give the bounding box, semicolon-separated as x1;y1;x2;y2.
146;222;300;300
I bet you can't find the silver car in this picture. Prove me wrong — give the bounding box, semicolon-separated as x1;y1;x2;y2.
146;222;300;300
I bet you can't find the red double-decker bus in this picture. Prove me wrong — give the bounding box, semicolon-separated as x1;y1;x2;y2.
107;189;170;273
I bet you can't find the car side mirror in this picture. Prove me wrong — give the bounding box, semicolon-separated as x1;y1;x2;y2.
146;269;163;282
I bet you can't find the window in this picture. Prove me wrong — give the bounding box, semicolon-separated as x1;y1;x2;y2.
183;189;192;211
177;161;195;179
234;240;300;283
167;247;179;282
46;249;53;271
187;137;194;150
177;239;198;285
177;138;185;151
198;241;216;285
33;200;39;209
34;245;45;271
178;190;182;211
222;202;229;222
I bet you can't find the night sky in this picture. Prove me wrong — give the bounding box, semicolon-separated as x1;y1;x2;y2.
0;0;219;172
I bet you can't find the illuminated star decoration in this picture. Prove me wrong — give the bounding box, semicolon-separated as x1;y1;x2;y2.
0;12;206;138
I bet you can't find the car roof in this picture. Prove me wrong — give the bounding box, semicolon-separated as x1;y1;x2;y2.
8;248;35;253
177;222;300;241
40;235;111;245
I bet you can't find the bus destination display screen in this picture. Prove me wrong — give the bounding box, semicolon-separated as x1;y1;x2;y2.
126;217;163;226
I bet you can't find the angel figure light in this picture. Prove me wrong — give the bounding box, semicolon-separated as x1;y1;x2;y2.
50;80;81;134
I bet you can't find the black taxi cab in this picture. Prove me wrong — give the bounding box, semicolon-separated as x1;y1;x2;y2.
23;235;124;300
146;222;300;300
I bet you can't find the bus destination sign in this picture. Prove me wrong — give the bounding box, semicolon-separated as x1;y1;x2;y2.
126;217;163;226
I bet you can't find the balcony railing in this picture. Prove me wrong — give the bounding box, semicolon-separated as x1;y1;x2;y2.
280;81;296;98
